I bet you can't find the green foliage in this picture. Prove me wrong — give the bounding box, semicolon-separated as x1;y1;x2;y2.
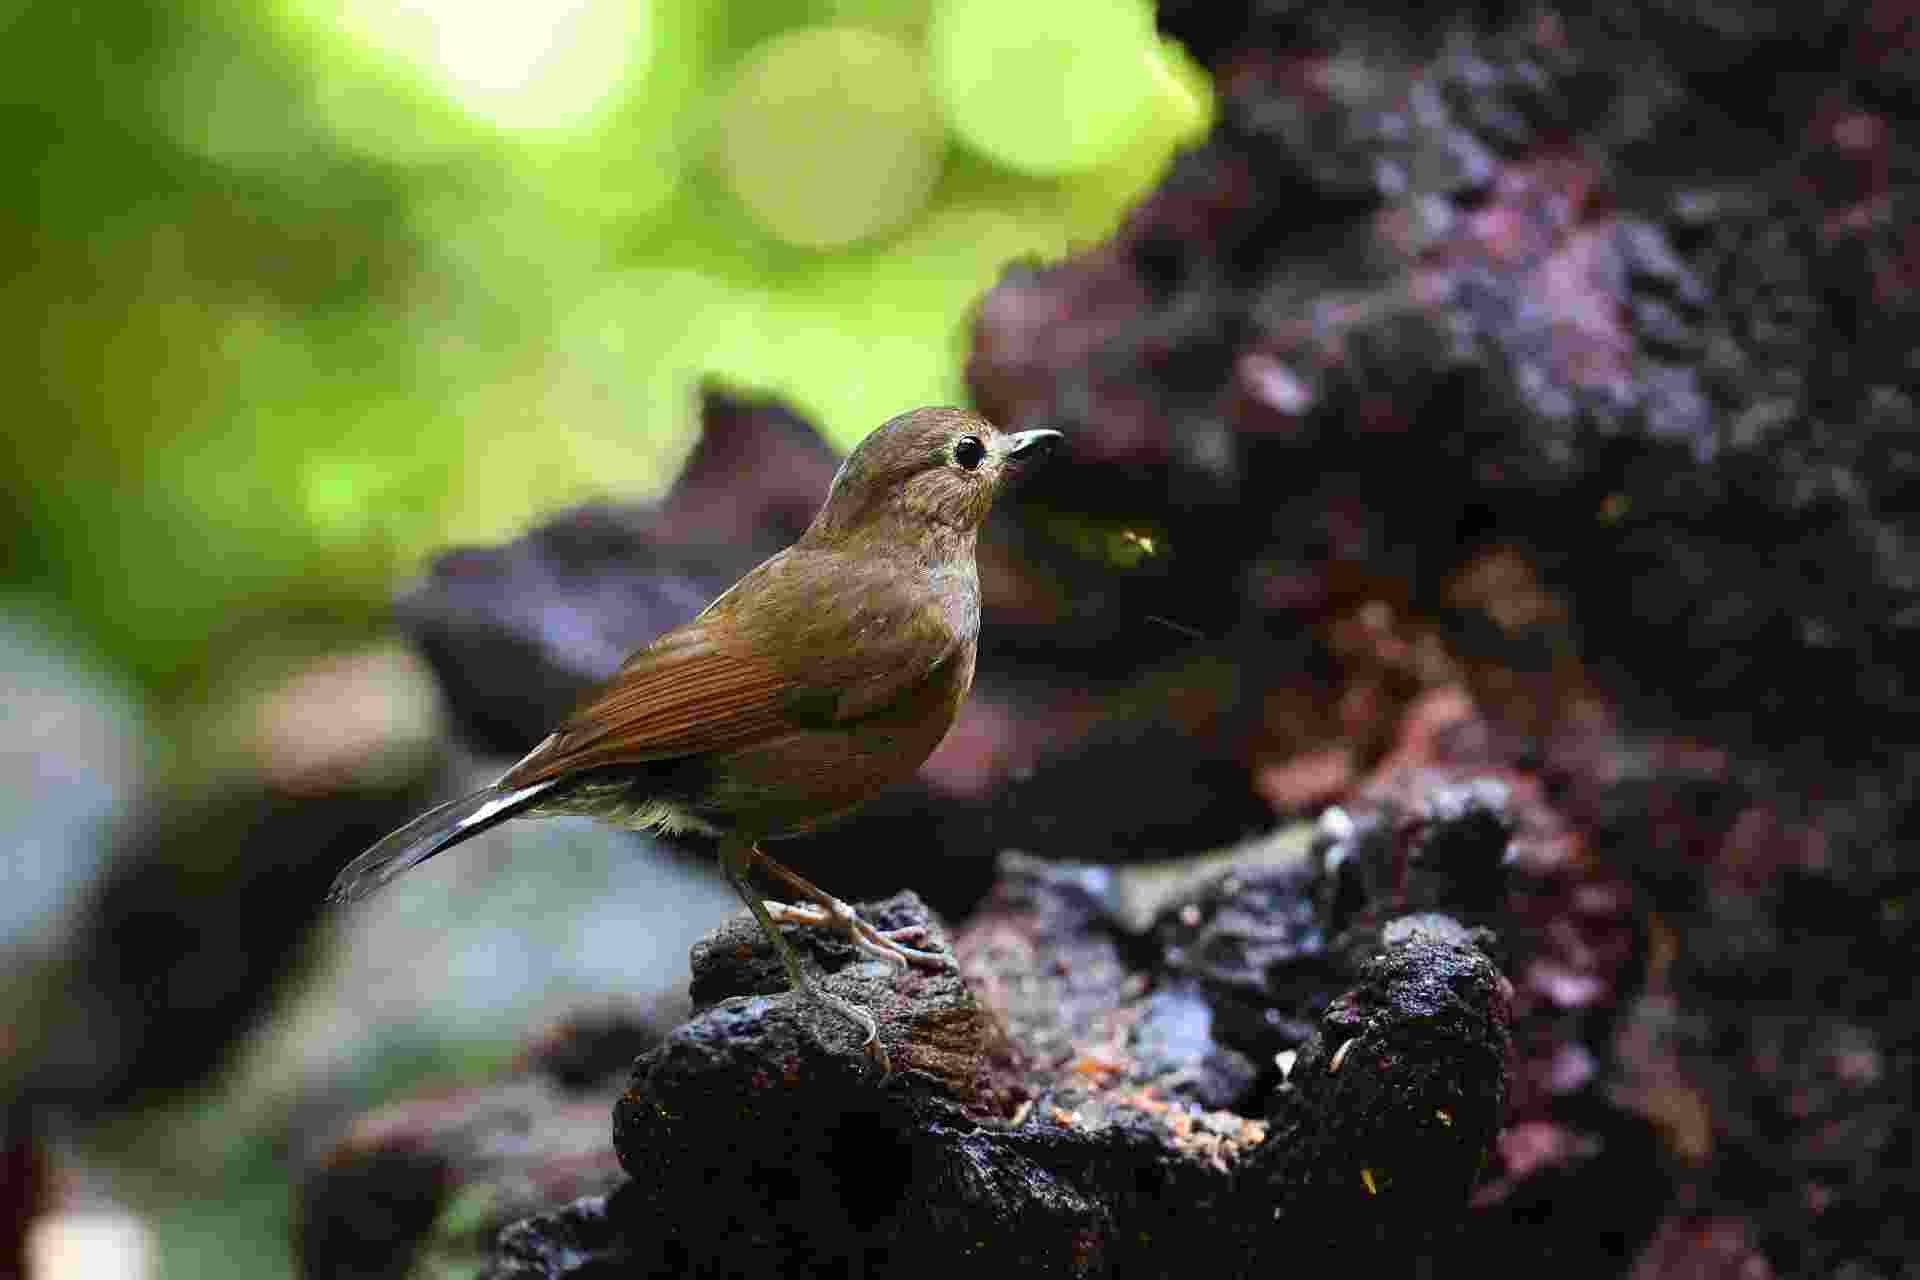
2;0;1210;699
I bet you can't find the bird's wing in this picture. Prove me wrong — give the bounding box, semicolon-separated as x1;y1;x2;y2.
500;548;967;785
500;623;792;784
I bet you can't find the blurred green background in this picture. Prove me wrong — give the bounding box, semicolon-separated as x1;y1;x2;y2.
5;0;1206;710
3;0;1208;1274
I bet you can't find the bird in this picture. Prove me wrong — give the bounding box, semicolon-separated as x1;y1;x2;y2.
329;406;1062;1071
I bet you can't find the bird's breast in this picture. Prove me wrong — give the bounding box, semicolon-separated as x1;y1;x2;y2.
693;639;975;838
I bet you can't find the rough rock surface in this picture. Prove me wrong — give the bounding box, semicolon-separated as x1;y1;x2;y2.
487;818;1513;1277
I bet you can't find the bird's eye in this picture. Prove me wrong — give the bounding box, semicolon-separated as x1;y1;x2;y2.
953;436;986;471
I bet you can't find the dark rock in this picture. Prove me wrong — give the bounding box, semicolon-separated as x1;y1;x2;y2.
299;1143;451;1280
488;1188;650;1279
521;1003;676;1093
933;704;1277;869
19;779;430;1107
1152;855;1343;1065
969;2;1920;780
950;14;1920;1263
406;509;724;756
1360;687;1920;1275
297;1076;626;1280
609;891;1018;1277
1128;981;1263;1109
492;844;1511;1277
1241;916;1513;1264
1404;776;1521;917
650;389;844;551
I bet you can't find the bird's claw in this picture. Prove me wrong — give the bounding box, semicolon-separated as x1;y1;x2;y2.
764;898;953;973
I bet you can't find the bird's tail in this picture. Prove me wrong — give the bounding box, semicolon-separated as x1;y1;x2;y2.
327;779;558;903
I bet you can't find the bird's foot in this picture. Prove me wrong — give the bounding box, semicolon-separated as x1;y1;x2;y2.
764;898;953;974
746;845;955;974
724;841;894;1075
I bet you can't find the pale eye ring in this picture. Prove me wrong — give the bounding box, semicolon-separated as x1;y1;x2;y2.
954;436;986;470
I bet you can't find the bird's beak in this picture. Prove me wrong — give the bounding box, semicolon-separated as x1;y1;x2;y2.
1003;428;1063;464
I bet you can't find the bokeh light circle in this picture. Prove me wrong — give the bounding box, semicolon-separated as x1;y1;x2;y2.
717;26;945;249
929;0;1160;176
337;0;652;133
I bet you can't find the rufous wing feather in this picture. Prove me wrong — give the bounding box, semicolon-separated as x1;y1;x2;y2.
500;546;970;787
502;626;795;785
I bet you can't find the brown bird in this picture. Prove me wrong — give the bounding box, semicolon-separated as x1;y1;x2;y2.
330;407;1061;1070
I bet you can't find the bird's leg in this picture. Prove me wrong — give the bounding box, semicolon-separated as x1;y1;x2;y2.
720;837;889;1074
747;846;953;972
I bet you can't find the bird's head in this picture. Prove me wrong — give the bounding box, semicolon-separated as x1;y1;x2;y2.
805;406;1061;549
